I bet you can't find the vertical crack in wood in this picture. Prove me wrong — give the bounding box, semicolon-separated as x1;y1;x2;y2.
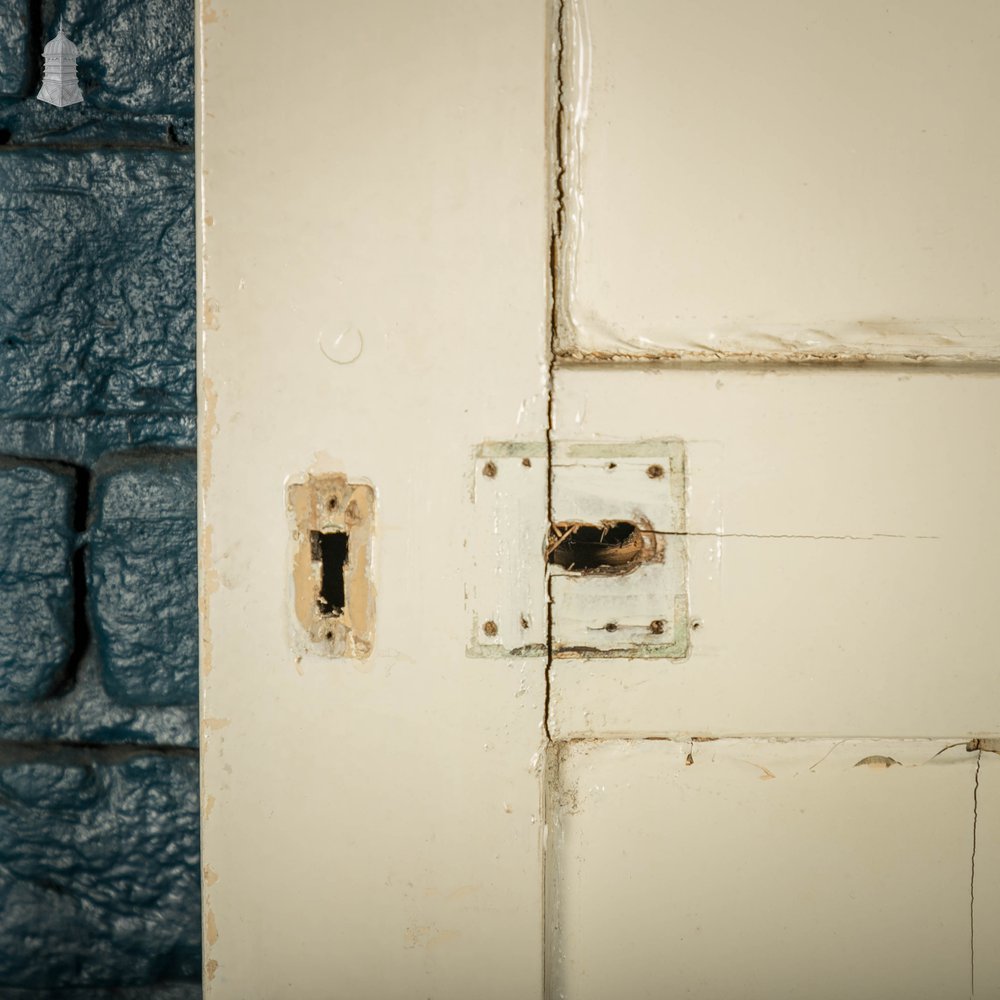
543;3;568;998
971;748;981;998
544;0;567;745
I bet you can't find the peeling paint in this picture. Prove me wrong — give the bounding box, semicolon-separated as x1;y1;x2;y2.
205;905;218;946
198;377;220;685
202;297;220;331
556;343;1000;368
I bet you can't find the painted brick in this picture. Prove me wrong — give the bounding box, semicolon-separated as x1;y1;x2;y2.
0;412;195;466
3;986;201;1000
0;459;76;703
0;98;194;149
0;753;200;989
0;652;198;747
89;452;197;707
64;0;195;116
0;3;29;98
0;149;195;420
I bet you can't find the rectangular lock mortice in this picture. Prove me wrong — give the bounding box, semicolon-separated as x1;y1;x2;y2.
288;473;375;659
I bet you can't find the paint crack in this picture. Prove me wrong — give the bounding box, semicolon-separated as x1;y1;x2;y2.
971;748;981;999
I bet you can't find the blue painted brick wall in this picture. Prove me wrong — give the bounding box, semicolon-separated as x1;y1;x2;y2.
0;3;29;97
90;453;198;707
0;460;75;703
0;752;201;990
0;0;199;994
0;149;195;419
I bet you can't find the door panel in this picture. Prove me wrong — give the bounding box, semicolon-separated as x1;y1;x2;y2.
550;366;1000;739
549;738;981;1000
556;0;1000;362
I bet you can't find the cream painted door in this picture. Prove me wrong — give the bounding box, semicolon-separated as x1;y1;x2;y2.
546;2;1000;997
198;3;550;996
198;2;1000;998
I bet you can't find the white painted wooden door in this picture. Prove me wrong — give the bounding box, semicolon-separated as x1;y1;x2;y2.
199;2;1000;997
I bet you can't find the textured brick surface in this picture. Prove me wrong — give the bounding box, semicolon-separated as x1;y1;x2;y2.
0;753;200;989
89;452;197;707
65;0;195;116
4;985;201;999
0;652;198;747
0;412;195;466
0;459;76;703
0;149;195;419
0;0;200;988
0;98;194;148
0;2;29;98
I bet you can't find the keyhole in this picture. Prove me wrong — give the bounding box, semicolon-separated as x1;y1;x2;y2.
311;531;348;616
546;520;649;575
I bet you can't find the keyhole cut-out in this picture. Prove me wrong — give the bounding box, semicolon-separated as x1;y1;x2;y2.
547;520;653;575
311;531;348;616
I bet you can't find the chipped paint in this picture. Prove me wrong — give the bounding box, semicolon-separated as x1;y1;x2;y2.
205;905;218;946
563;320;1000;368
203;297;220;331
556;346;1000;367
198;377;220;685
855;755;901;769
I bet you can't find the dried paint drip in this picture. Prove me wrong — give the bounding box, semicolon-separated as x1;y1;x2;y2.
319;327;363;365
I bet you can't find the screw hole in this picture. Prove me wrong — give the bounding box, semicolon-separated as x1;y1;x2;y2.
521;458;532;468
650;620;665;635
608;462;617;469
605;622;618;632
482;461;497;478
646;464;665;479
483;620;498;637
327;497;338;510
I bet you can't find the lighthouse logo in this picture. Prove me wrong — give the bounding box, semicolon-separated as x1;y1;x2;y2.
37;22;84;108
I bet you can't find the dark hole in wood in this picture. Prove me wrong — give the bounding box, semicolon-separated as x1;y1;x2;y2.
547;520;645;574
311;530;348;616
